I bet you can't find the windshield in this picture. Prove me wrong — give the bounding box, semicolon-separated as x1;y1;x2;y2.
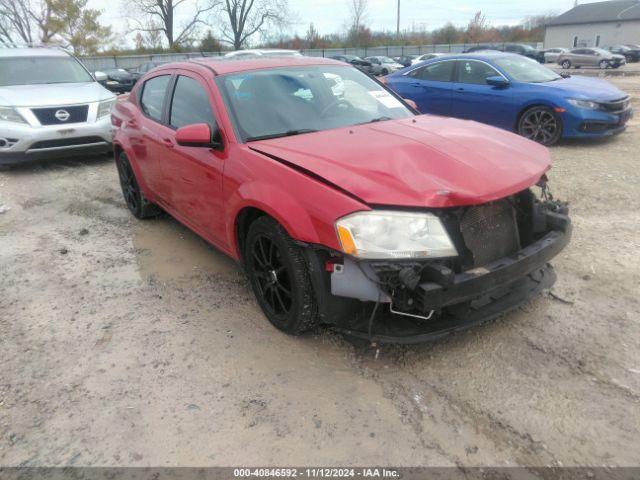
218;66;413;142
0;56;93;86
380;57;395;63
593;48;611;55
493;56;561;83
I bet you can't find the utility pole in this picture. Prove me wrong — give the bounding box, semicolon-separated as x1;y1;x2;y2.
396;0;401;37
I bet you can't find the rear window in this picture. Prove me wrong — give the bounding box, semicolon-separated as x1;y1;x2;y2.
409;61;455;82
0;56;93;86
140;75;171;122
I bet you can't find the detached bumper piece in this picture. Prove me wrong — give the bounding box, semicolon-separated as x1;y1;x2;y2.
326;192;571;344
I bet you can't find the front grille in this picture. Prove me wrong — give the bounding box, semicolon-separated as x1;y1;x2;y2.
459;200;521;267
29;136;106;150
601;97;630;113
31;105;89;125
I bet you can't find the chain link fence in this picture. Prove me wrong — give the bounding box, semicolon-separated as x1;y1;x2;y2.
79;42;542;71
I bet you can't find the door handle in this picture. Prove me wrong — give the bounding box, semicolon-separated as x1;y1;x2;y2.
162;137;174;148
455;87;465;92
410;82;423;87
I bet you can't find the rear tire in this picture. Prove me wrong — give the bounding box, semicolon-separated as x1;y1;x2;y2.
116;152;160;219
561;60;571;69
244;216;319;335
517;106;563;146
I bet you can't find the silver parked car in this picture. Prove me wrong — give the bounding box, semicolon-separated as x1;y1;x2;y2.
364;56;404;75
0;47;115;166
543;47;568;63
410;52;449;65
557;48;626;69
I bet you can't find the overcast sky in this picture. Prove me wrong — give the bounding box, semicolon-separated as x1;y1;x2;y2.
91;0;594;47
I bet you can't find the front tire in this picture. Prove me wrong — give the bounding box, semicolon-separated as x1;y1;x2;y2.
561;60;571;69
517;106;563;146
599;60;609;69
244;216;319;335
116;152;160;219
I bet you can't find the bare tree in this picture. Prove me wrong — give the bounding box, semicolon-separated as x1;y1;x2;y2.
305;22;320;49
218;0;289;50
0;0;36;45
347;0;368;32
128;0;216;48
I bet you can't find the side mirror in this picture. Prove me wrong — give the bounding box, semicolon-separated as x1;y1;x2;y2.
176;123;223;150
486;76;510;88
94;71;107;82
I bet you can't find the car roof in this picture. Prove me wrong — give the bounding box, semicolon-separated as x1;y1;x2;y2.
418;52;521;62
175;56;346;75
0;47;70;58
225;49;300;57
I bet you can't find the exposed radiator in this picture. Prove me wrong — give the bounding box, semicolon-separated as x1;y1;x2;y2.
460;200;521;267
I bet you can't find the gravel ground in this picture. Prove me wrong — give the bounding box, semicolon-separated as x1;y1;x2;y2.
1;77;639;468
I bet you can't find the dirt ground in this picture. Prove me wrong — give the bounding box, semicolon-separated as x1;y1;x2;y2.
1;76;639;469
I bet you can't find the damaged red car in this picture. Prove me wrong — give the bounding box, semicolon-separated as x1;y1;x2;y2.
111;56;571;343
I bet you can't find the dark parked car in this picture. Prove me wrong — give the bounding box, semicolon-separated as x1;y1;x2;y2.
502;43;545;63
464;45;500;53
609;45;640;62
129;61;168;81
392;55;417;67
465;44;544;62
111;55;571;342
94;68;135;93
329;55;373;74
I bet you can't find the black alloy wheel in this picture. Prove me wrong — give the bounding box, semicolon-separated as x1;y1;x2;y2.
116;152;159;219
251;233;293;316
518;106;562;145
561;60;571;69
244;216;319;335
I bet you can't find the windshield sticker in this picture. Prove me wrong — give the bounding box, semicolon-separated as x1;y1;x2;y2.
369;90;404;109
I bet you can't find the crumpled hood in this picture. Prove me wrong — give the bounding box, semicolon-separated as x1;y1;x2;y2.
537;75;628;101
0;82;114;107
250;115;551;208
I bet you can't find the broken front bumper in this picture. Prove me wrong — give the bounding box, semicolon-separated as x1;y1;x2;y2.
417;227;570;312
311;205;571;343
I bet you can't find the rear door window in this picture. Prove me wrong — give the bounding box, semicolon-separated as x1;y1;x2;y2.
408;61;455;82
140;75;171;122
169;75;216;129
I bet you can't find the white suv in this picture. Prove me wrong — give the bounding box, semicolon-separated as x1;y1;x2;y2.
0;47;115;166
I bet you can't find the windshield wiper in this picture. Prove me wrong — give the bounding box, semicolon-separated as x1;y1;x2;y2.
358;116;392;125
246;129;318;142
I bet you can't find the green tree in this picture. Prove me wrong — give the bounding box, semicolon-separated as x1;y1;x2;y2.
48;0;112;54
200;30;221;51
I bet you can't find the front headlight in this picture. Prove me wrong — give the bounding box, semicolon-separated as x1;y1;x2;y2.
568;99;600;110
336;210;458;259
0;106;27;124
97;98;116;119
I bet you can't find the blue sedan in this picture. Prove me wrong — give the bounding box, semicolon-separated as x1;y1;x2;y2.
385;52;633;145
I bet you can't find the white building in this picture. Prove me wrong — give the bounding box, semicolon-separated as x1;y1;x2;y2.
545;0;640;48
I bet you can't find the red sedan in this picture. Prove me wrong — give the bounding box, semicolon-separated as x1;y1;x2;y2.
111;56;571;343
